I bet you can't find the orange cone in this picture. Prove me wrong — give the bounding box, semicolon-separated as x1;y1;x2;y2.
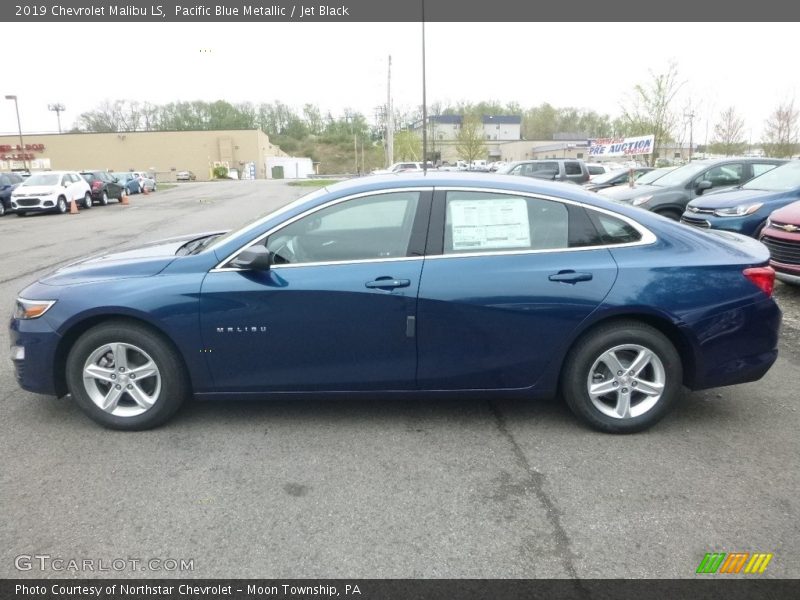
69;199;79;214
121;190;129;205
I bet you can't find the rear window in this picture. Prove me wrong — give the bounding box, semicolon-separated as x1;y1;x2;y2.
587;165;605;175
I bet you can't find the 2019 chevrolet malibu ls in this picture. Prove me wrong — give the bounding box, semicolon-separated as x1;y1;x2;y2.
9;173;781;433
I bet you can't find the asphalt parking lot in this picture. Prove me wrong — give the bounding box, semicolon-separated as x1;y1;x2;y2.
1;180;798;579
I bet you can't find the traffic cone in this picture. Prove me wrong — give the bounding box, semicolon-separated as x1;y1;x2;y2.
142;185;150;195
121;190;129;205
69;199;79;214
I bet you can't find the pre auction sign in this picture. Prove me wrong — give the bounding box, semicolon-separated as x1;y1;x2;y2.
589;135;654;157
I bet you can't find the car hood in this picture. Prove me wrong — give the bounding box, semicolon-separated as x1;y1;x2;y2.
688;188;780;209
38;233;215;286
769;199;800;224
13;185;60;196
597;183;663;202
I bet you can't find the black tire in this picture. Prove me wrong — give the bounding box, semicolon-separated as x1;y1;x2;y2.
84;193;92;209
118;188;125;201
561;320;683;434
66;321;189;430
100;191;109;206
0;203;5;217
56;196;68;214
655;209;681;221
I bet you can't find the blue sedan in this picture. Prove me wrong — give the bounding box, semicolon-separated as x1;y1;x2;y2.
681;160;800;237
9;174;781;433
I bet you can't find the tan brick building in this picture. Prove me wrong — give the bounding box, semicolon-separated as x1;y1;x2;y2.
0;129;286;182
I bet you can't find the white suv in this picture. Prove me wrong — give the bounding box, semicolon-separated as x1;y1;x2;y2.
11;171;92;216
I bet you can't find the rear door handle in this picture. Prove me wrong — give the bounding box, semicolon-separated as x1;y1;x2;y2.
548;270;593;284
365;278;411;290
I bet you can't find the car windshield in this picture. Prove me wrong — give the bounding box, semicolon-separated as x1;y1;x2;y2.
23;173;60;186
495;163;515;174
635;167;673;185
591;169;626;184
204;186;332;253
646;162;710;187
742;161;800;191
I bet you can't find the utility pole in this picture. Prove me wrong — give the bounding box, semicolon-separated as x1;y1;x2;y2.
48;103;66;133
386;55;393;167
685;110;695;162
421;1;428;173
5;95;27;172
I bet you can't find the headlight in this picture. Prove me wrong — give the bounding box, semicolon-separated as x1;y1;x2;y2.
713;203;764;217
13;298;56;320
631;195;653;206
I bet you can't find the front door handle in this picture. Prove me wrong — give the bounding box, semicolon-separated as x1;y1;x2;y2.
365;277;411;290
548;270;593;284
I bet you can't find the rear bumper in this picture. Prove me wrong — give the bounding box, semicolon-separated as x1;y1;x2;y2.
687;296;781;390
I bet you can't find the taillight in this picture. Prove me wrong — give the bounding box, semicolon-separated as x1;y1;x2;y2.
92;181;102;189
743;266;775;297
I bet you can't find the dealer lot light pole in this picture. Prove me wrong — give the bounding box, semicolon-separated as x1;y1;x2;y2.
5;94;28;172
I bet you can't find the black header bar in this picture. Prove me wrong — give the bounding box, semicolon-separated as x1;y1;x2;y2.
3;0;800;22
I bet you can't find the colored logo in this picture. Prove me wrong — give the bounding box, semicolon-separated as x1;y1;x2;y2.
696;552;773;574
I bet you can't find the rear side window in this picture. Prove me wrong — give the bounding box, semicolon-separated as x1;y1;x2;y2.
752;163;779;177
564;161;584;175
587;210;642;245
444;191;569;253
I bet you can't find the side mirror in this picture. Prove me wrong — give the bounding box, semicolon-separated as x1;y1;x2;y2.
696;180;713;193
231;245;272;271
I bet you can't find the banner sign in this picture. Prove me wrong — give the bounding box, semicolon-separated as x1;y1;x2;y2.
589;134;654;157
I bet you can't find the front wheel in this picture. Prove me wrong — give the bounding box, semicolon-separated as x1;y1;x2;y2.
66;322;189;430
56;196;68;214
561;321;683;433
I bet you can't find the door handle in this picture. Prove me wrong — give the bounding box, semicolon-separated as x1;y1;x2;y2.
548;270;593;284
365;278;411;290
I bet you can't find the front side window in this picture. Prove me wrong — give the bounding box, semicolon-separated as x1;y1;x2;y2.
700;164;744;187
264;191;420;265
444;191;569;253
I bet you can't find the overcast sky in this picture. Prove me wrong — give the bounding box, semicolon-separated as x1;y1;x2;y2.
2;22;798;142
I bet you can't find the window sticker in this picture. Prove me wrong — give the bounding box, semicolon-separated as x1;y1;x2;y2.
449;197;531;251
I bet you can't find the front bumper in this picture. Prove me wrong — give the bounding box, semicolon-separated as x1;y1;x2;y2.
680;212;760;236
11;196;60;213
9;315;62;396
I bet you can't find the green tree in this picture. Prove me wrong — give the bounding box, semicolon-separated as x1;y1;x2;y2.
394;129;421;161
709;107;747;156
455;113;487;165
762;99;799;158
619;62;683;165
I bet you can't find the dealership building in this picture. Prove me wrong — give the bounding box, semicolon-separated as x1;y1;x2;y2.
0;129;289;181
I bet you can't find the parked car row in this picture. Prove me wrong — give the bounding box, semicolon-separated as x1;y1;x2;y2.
0;169;156;217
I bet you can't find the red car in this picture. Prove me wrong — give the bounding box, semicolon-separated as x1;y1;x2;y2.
760;200;800;285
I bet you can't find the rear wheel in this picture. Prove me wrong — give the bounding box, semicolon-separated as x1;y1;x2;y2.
66;322;189;430
100;191;109;206
0;203;5;217
83;193;92;209
561;321;683;433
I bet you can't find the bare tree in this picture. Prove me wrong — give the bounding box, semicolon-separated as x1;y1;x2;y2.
619;62;683;166
762;99;799;158
455;113;487;166
709;107;747;156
